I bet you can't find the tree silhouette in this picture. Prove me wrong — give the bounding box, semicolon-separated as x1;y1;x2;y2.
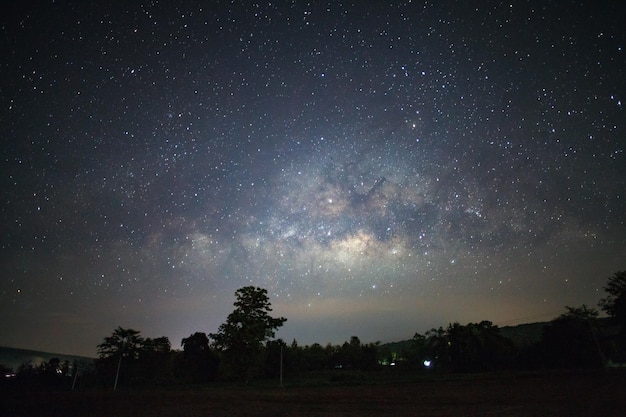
97;327;144;360
96;328;176;387
182;332;210;355
540;305;605;369
139;336;172;382
424;326;451;370
599;271;626;360
420;322;516;372
600;271;626;326
210;286;286;383
143;336;171;353
404;332;428;367
97;327;145;389
181;332;219;383
448;321;517;372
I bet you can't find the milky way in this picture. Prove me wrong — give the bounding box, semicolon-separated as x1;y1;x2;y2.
1;1;625;356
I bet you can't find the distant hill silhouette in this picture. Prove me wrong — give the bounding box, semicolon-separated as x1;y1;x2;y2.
377;321;550;358
0;346;94;373
499;322;548;347
377;318;618;361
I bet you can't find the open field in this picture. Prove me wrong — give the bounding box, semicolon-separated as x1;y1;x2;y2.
3;370;625;417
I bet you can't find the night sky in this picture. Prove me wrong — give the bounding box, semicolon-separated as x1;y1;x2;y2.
1;1;625;358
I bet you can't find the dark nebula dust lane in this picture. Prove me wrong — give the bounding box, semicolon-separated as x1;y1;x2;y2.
1;1;625;356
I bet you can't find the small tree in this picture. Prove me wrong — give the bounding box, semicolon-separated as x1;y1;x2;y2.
599;271;626;360
210;286;286;383
97;327;144;390
424;326;450;370
181;332;219;383
404;332;428;367
97;327;144;360
540;305;604;369
139;336;172;383
600;271;626;325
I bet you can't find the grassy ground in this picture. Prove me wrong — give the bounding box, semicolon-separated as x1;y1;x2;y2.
3;370;625;416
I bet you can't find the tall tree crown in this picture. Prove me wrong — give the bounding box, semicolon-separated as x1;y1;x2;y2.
211;286;286;351
97;326;144;359
600;271;626;324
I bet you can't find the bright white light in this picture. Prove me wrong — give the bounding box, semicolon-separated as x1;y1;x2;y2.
423;360;431;368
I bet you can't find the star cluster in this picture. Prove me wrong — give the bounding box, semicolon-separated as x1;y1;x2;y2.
1;1;625;356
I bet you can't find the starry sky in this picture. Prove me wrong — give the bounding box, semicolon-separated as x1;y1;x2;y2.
1;1;625;358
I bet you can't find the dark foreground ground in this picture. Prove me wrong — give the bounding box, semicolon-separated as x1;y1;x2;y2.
3;370;625;417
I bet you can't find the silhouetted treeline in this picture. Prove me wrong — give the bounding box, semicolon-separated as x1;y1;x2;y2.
265;336;380;377
4;315;622;391
384;313;621;373
3;270;626;389
90;333;380;388
0;357;84;391
1;316;623;390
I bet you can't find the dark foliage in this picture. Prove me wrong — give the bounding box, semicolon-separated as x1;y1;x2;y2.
96;327;175;388
600;271;626;324
537;305;606;369
1;358;76;391
180;332;219;383
210;286;286;383
13;274;626;392
600;271;626;359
